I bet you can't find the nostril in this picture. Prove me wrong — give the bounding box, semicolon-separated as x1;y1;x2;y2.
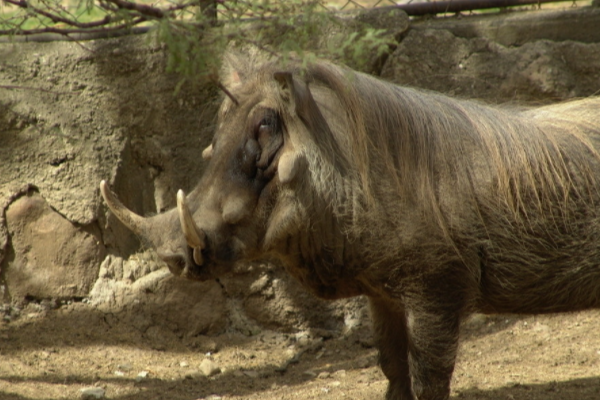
157;251;186;275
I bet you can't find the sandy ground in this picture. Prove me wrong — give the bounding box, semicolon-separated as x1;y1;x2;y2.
1;302;600;400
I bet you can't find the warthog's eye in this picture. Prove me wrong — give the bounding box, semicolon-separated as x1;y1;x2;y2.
254;110;283;174
259;118;272;131
234;109;283;183
256;112;278;140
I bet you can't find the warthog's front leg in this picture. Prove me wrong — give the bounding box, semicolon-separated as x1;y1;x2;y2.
404;301;460;400
371;280;464;399
369;297;413;399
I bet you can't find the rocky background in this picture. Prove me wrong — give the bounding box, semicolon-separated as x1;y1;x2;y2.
1;5;600;342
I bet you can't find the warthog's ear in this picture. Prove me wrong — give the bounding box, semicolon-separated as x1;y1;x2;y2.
273;70;348;176
272;72;309;185
273;70;332;135
274;71;310;117
221;53;244;90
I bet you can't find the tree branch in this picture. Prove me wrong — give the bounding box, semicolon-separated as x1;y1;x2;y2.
0;26;151;42
103;0;166;19
3;0;115;29
0;17;147;36
1;0;166;36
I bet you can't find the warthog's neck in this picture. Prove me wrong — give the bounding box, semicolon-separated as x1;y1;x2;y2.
274;210;369;300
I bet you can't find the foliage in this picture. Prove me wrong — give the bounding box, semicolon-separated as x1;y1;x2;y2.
0;0;396;86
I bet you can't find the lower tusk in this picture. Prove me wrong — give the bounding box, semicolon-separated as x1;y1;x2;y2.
176;189;206;250
193;248;203;266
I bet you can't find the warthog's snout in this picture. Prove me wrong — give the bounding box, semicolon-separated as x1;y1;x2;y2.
100;180;213;281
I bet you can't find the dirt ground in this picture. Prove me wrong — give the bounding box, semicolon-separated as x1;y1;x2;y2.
1;300;600;400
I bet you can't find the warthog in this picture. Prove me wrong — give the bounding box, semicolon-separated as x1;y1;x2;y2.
100;55;600;400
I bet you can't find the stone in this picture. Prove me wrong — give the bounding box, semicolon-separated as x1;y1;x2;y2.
135;371;149;382
184;370;202;379
243;370;259;379
333;369;347;378
4;191;105;300
248;274;269;294
89;253;228;337
294;331;311;345
303;370;317;378
80;386;105;399
356;7;410;37
381;28;600;104
117;363;133;372
199;358;221;377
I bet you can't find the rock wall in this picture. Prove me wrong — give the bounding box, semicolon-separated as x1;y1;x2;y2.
1;5;599;337
382;8;600;102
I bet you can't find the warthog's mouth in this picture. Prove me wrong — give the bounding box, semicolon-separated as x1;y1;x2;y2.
158;248;215;282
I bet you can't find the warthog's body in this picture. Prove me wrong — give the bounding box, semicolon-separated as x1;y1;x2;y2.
101;56;600;399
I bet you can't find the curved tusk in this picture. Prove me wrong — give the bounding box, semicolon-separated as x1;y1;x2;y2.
202;144;213;160
100;180;148;236
176;190;206;265
192;248;203;266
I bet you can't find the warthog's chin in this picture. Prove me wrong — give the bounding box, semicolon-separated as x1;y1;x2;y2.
188;245;242;281
180;264;215;282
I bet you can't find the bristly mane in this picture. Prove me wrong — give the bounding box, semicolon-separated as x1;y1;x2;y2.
271;60;600;240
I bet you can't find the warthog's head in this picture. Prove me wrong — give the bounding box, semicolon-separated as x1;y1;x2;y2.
101;58;352;281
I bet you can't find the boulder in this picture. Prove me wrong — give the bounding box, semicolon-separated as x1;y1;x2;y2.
381;28;600;103
4;191;105;300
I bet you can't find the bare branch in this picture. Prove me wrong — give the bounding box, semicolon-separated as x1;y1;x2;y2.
166;1;197;13
103;0;166;19
0;0;170;36
0;17;147;36
2;0;116;29
379;0;575;16
0;26;150;42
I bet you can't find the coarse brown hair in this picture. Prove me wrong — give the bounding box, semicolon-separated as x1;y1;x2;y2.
259;59;600;243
